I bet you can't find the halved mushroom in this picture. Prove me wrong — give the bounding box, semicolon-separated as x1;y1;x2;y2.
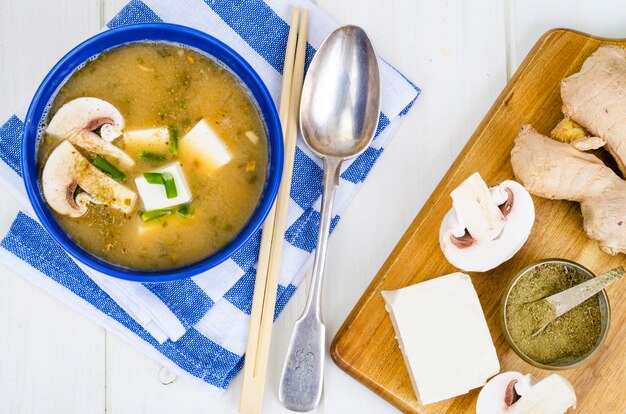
46;97;134;167
439;172;535;272
42;141;137;217
476;372;576;414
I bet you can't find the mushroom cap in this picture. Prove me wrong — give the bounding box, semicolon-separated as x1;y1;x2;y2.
42;141;137;217
46;97;134;168
439;179;535;272
476;371;536;414
46;97;124;139
42;141;89;217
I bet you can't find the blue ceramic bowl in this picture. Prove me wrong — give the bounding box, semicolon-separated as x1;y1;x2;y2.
22;23;283;282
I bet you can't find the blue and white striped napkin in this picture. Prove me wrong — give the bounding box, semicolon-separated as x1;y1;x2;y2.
0;0;419;394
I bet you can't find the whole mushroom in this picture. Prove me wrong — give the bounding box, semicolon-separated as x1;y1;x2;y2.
46;97;133;167
439;172;535;272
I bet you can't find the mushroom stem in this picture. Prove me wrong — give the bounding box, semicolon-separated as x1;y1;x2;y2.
451;172;505;242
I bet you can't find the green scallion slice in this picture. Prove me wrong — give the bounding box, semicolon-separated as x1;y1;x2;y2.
162;172;177;199
141;209;172;222
143;172;164;184
143;172;177;199
139;151;167;164
93;156;125;182
177;203;194;218
168;126;179;155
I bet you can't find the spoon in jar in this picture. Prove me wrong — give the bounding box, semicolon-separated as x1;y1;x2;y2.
278;25;381;412
530;266;624;337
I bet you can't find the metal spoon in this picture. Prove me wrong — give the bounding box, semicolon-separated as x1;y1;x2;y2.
278;25;380;412
531;266;624;337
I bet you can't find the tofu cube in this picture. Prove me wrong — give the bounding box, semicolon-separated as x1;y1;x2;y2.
124;127;170;153
179;119;232;172
382;273;500;405
134;161;192;211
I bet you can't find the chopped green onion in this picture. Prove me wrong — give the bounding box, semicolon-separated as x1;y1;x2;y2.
93;156;125;182
139;151;167;164
162;172;177;199
142;172;177;199
168;126;179;155
177;203;194;218
143;172;164;184
141;209;172;222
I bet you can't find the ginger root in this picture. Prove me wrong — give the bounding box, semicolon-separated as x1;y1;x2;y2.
511;125;626;255
551;117;606;151
551;117;588;143
561;45;626;174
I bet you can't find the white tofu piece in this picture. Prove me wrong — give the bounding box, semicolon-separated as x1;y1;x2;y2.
180;119;232;172
125;127;170;145
134;161;192;211
381;273;500;406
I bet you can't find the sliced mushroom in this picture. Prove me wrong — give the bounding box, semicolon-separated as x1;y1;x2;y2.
46;97;134;167
42;141;137;217
439;173;535;272
477;372;576;414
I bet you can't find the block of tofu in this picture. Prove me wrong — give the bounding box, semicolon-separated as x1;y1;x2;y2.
134;161;192;211
179;119;232;172
124;127;170;147
381;272;500;405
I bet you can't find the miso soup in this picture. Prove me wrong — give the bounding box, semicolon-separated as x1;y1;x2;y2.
37;42;269;270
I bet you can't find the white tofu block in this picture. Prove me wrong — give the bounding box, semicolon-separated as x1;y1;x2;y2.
124;127;170;146
180;119;232;172
382;273;500;405
134;161;192;211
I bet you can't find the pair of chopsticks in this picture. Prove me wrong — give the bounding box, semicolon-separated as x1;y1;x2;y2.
239;7;308;414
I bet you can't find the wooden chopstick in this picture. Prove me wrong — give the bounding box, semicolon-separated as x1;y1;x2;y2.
239;7;308;414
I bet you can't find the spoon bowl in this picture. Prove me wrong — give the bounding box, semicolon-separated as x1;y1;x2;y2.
299;25;381;159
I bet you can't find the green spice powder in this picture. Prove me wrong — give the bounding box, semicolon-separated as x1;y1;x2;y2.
505;263;602;364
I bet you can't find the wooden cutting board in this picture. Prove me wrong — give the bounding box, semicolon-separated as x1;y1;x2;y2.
330;29;626;414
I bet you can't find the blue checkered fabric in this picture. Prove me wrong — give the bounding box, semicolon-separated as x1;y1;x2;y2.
0;0;419;394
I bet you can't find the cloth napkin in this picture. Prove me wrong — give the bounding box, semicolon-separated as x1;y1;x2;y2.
0;0;419;394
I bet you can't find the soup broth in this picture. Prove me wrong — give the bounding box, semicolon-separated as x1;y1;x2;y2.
37;42;268;270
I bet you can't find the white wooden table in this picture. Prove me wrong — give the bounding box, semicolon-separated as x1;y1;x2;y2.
1;0;625;412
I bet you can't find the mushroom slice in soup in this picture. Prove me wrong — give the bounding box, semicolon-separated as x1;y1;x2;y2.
42;141;137;217
46;97;134;167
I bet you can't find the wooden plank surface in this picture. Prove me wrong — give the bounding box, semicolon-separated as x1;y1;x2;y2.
331;29;626;414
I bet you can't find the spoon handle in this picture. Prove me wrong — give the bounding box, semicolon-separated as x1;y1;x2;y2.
548;266;624;317
279;157;341;412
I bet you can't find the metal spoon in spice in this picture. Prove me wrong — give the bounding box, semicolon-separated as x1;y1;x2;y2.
530;266;624;337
